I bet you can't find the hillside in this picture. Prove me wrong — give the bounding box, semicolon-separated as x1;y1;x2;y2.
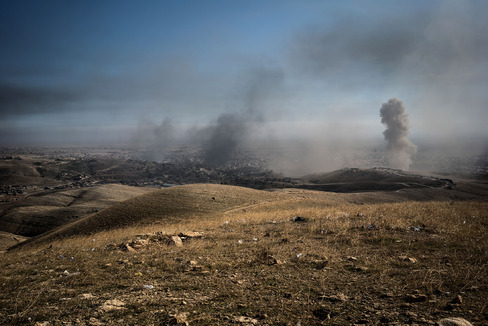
16;184;330;247
2;183;487;325
300;167;449;192
0;184;154;238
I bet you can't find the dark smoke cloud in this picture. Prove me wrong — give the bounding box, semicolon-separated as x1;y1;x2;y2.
203;113;246;164
380;98;417;171
0;82;77;115
201;66;284;165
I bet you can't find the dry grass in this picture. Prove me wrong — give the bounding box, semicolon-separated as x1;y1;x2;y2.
1;185;487;325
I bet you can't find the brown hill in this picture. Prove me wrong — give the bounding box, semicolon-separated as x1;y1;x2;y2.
18;180;488;250
0;231;29;251
0;184;154;237
18;184;300;247
301;167;447;192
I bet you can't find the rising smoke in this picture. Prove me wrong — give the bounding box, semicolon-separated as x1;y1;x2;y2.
202;66;284;165
131;117;174;161
380;98;417;170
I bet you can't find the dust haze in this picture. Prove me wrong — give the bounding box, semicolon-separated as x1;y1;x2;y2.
2;1;488;176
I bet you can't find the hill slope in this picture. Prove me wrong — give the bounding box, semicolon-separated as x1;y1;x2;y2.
18;184;300;247
0;184;154;237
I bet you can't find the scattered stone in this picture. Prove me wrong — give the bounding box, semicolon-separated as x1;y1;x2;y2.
311;259;329;269
169;312;190;325
348;256;358;261
170;235;183;247
178;231;203;239
100;299;126;312
291;216;307;222
88;317;104;326
419;318;436;325
450;295;463;304
142;284;154;290
233;316;258;324
79;293;96;300
319;293;349;302
399;256;418;264
406;294;428;303
119;243;136;252
436;317;473;326
129;238;149;249
350;266;369;272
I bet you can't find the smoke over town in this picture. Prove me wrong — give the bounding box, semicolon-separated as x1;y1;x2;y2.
202;66;284;165
1;1;487;175
380;98;417;171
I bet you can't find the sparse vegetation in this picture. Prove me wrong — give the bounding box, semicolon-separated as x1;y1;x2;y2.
1;184;487;325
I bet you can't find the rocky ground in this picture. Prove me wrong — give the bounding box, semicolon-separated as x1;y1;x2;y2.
1;193;486;325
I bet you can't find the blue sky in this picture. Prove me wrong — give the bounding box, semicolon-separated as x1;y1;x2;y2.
1;0;487;145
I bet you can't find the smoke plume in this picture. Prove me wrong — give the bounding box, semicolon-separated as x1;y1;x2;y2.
131;117;174;161
202;66;284;165
380;98;417;170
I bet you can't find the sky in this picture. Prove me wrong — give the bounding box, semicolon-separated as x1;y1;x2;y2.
1;0;488;149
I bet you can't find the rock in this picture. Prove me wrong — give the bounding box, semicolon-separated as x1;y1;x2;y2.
88;317;104;326
100;299;126;312
119;243;136;252
129;238;149;249
319;293;349;302
170;236;183;247
169;312;190;325
79;293;96;300
419;318;436;325
233;316;258;324
350;266;369;272
450;295;463;304
406;294;428;303
399;256;418;263
436;317;473;326
311;259;329;269
178;231;203;239
291;216;307;222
